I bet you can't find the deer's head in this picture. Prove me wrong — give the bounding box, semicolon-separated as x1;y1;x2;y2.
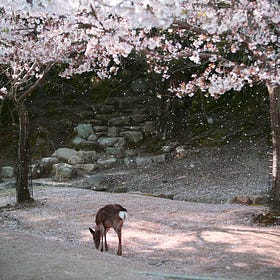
89;227;101;249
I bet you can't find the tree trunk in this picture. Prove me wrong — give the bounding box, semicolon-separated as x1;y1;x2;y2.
15;100;32;203
268;83;280;212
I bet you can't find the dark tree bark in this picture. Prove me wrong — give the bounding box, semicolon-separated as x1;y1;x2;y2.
8;63;53;204
14;100;32;203
268;83;280;212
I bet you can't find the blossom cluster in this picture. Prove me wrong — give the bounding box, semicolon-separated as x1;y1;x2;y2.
0;0;279;101
141;0;279;97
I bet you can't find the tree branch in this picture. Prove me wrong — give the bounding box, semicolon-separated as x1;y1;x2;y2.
18;62;54;103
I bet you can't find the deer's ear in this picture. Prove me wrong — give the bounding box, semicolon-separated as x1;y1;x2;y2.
89;227;95;235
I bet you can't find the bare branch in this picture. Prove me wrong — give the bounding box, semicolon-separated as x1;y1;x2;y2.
18;62;54;103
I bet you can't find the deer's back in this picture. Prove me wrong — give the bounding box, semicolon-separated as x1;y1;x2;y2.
96;204;127;227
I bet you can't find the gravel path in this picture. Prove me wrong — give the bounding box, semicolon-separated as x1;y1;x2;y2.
0;188;279;280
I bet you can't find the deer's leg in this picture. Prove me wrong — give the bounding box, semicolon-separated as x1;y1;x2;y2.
116;228;122;256
100;225;105;252
100;234;103;252
104;228;109;251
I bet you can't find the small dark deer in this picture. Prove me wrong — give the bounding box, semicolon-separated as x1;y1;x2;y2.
89;204;127;256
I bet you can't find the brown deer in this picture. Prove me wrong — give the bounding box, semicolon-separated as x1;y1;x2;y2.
89;204;127;256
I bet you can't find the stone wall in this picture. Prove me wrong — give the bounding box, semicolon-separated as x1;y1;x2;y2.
73;93;157;145
28;85;180;181
0;78;192;181
47;90;170;180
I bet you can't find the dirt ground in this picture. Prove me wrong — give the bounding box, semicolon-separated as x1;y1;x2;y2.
0;140;279;279
0;186;280;280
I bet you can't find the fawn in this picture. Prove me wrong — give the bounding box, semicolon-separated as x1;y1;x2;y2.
89;204;127;256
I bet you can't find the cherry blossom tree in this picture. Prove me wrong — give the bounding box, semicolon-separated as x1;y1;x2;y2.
0;0;136;203
117;0;279;210
0;5;64;202
84;0;280;210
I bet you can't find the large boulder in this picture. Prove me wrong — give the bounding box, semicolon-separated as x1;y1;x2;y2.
108;116;130;126
68;155;84;165
75;164;99;174
74;124;93;139
72;137;87;146
92;126;107;133
135;156;153;166
32;157;58;178
107;126;120;137
86;174;108;191
97;137;126;148
87;133;98;141
97;157;117;168
52;163;77;182
124;157;137;168
77;151;97;163
106;147;124;157
1;166;14;178
52;148;78;162
152;154;166;163
120;131;143;144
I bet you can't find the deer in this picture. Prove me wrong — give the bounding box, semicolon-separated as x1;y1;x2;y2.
89;204;127;256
